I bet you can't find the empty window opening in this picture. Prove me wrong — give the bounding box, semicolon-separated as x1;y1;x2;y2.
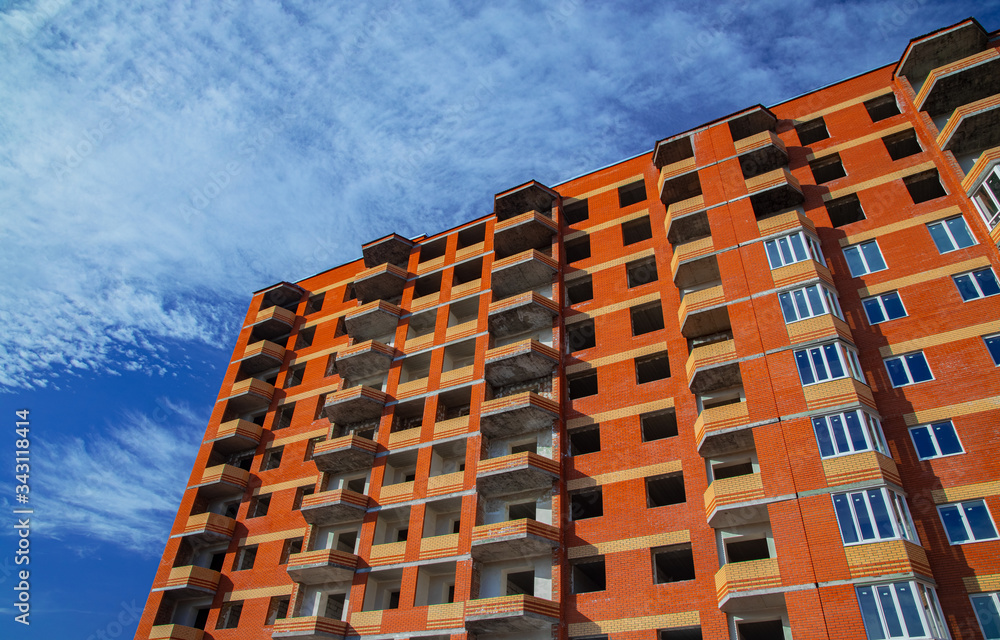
826;194;866;227
883;129;921;160
725;537;770;563
864;94;900;122
636;352;671;384
904;170;947;204
248;495;270;518
647;473;686;507
660;627;703;640
627;256;659;287
631;301;665;336
228;450;255;472
568;371;599;400
809;154;846;184
406;310;437;340
274;403;295;430
571;558;607;593
279;538;303;564
443;339;476;372
506;570;535;596
796;117;829;145
216;602;243;630
713;460;754;481
343;283;357;302
208;551;226;572
261;447;283;472
653;544;696;583
453;259;483;287
619;180;648;208
566;236;591;263
295;326;315;350
508;501;537;521
569;426;601;456
235;544;258;571
567;276;594;304
400;352;432;384
737;619;784;640
570;489;604;520
642;409;678;441
414;272;443;298
345;476;367;493
568;320;596;352
266;596;290;625
457;223;486;250
292;485;315;510
392;398;424;433
336;530;358;553
564;199;589;224
437;386;472;420
510;439;538;455
622;216;654;245
324;593;347;619
305;292;325;315
420;237;447;263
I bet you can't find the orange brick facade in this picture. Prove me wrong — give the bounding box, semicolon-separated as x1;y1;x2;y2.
138;18;1000;640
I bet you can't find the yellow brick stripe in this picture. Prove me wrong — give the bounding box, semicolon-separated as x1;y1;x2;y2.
567;397;674;429
239;527;307;546
795;88;896;124
564;248;655;281
562;173;645;204
222;584;294;602
839;206;961;247
824;161;936;202
565;342;665;376
879;319;1000;357
568;610;699;636
965;574;1000;593
902;395;1000;426
565;292;660;325
252;475;318;497
932;480;1000;505
808;120;912;162
568;530;690;559
269;427;328;448
858;256;991;297
564;208;649;241
567;460;682;491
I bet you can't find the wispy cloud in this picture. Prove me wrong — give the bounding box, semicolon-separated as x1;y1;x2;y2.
1;0;995;390
6;399;205;554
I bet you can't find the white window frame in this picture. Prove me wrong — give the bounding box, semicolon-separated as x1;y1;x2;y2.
972;164;1000;231
764;231;825;269
843;240;888;277
884;352;934;387
986;334;1000;366
954;268;1000;301
938;499;1000;545
862;291;907;325
812;409;887;458
909;421;964;460
793;341;865;386
856;581;949;640
778;283;843;323
927;216;975;253
832;487;919;546
971;592;1000;640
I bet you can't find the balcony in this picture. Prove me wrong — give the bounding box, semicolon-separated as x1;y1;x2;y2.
300;489;369;525
465;595;559;634
670;236;715;280
333;340;394;380
419;532;461;561
192;464;249;499
735;130;788;179
148;625;204;640
153;566;220;599
802;377;875;414
785;314;852;346
844;540;932;580
476;452;559;497
822;450;901;488
208;418;263;454
323;386;388;425
480;391;559;439
704;472;767;528
491;249;558;299
488;291;559;338
494;180;558;222
657;156;698;197
471;519;559;562
361;232;414;269
714;558;783;612
353;263;408;305
369;540;408;566
678;285;727;338
172;512;235;546
494;210;558;257
746;167;803;219
250;304;296;340
271;616;348;640
757;209;816;238
237;339;286;375
694;401;751;455
666;208;711;247
224;377;275;414
687;344;739;394
286;548;359;584
343;300;402;341
484;340;559;387
660;171;702;210
426;470;466;497
311;435;377;473
770;258;832;291
938;93;1000;157
915;49;1000;116
896;19;989;90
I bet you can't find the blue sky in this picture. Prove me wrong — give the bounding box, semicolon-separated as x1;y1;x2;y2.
2;0;998;637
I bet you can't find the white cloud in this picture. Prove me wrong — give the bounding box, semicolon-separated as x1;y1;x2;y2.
11;399;205;554
0;0;995;390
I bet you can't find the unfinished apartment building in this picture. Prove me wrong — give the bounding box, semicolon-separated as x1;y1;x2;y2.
137;17;1000;640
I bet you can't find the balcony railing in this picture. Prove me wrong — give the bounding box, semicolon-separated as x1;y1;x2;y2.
209;418;263;453
471;519;559;561
821;450;901;488
238;339;286;374
174;512;235;545
249;305;295;339
148;624;204;640
286;548;359;584
487;291;558;338
484;339;559;387
322;386;388;425
715;557;782;609
465;594;559;634
480;391;558;439
271;616;348;640
193;464;249;498
300;489;369;525
844;540;932;580
225;377;275;414
153;566;220;598
704;472;766;527
490;249;558;299
493;210;558;257
333;340;394;380
343;300;402;341
311;434;377;473
476;452;559;497
352;263;408;304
